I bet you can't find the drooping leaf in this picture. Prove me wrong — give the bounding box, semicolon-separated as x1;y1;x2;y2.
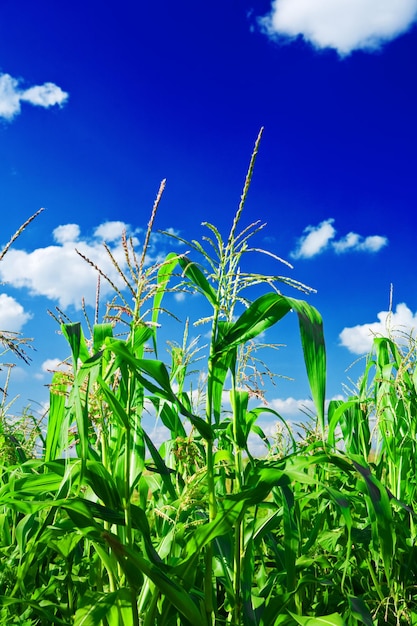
62;322;90;366
213;293;292;354
178;254;218;307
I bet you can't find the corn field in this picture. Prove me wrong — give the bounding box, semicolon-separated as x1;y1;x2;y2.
1;133;417;625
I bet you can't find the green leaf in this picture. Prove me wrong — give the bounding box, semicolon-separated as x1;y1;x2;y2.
214;293;292;353
152;252;182;355
348;596;374;626
62;322;90;365
351;458;395;581
74;589;130;626
84;459;123;509
178;254;218;306
289;611;344;626
141;428;177;500
230;388;250;448
213;294;326;432
152;398;187;438
102;534;206;625
45;372;69;462
93;323;113;353
97;382;130;429
209;342;236;424
286;297;326;433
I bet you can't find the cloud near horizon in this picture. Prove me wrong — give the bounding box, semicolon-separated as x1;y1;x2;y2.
0;72;68;121
290;218;388;259
0;220;178;310
340;302;417;354
258;0;417;55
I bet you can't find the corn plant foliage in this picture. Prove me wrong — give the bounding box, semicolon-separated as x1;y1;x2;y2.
1;139;417;625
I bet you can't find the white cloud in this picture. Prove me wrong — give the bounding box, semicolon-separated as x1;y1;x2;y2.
291;219;335;259
0;220;181;310
359;235;388;253
290;218;387;259
333;233;388;254
270;396;316;415
53;224;80;244
0;73;68;121
331;232;360;253
94;221;129;242
258;0;417;55
0;293;32;332
41;358;70;373
339;303;417;354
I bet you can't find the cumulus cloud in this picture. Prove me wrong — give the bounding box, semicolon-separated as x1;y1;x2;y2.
0;221;180;310
53;224;80;244
0;293;32;332
41;358;70;373
340;303;417;354
290;218;387;259
270;396;316;416
291;219;336;259
258;0;417;56
94;221;130;242
0;72;68;122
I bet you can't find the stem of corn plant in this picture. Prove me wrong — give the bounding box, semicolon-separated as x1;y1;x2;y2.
124;181;166;626
202;130;264;625
204;310;220;625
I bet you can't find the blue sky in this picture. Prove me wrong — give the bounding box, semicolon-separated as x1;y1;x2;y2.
0;0;416;443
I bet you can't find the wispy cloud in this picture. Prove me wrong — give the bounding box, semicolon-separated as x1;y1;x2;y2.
258;0;417;56
0;221;180;309
0;72;68;121
340;302;417;354
290;218;387;259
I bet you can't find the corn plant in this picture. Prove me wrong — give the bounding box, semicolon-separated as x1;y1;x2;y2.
1;136;416;625
328;330;417;624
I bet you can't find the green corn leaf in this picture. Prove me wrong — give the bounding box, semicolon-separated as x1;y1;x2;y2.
102;533;206;625
249;406;297;451
208;320;236;423
103;339;213;439
183;499;244;560
151;398;187;438
62;322;90;366
281;484;299;593
97;382;130;429
92;323;113;353
0;598;69;625
351;458;395;582
74;589;131;626
45;372;69;462
136;357;173;393
289;611;344;626
152;252;182;355
141;428;177;500
213;294;326;431
286;297;326;434
348;596;374;626
178;254;218;307
84;459;123;509
213;293;292;353
230;388;250;448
